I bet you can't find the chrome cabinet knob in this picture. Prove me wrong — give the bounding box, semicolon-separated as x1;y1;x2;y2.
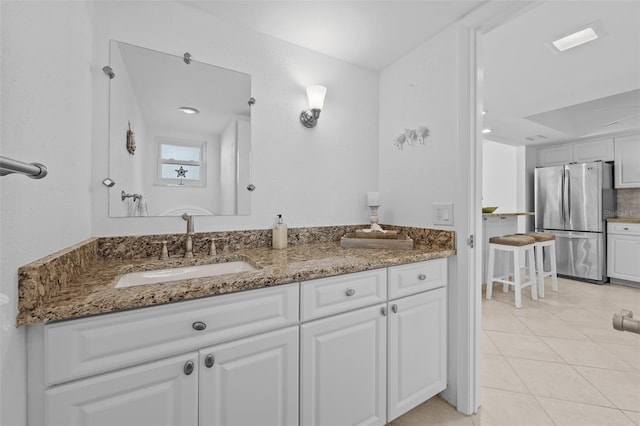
381;306;387;316
184;361;195;375
345;289;355;297
391;304;398;314
204;354;215;368
192;321;207;331
418;274;427;280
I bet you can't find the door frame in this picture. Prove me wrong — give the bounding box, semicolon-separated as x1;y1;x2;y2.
453;1;541;414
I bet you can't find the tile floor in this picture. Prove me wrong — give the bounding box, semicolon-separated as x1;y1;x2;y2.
391;277;640;426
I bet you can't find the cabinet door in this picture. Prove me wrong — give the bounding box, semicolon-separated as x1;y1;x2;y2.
45;352;198;426
573;139;614;163
387;288;447;422
199;326;298;426
538;145;573;166
301;304;387;426
608;234;640;282
615;135;640;188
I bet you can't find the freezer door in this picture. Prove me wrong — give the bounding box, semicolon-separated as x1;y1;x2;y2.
535;166;564;230
549;230;605;282
565;162;603;232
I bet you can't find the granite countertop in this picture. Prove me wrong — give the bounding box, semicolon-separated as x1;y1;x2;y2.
18;225;455;326
482;212;535;218
607;218;640;224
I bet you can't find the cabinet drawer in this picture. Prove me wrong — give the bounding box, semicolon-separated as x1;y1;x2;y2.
45;283;299;386
388;259;447;300
300;269;387;321
608;222;640;236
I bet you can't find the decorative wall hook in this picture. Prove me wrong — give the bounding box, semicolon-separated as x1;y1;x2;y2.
126;121;136;155
102;66;115;79
393;126;430;150
183;52;192;64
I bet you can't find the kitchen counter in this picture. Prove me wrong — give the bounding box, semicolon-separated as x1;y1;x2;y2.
607;218;640;224
482;212;534;218
18;225;455;326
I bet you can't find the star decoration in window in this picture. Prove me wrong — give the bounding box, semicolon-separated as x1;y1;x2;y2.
175;166;188;178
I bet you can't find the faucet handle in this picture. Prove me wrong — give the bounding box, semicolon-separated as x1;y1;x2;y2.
152;240;169;260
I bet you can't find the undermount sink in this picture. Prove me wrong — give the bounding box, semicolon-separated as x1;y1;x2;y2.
114;261;257;288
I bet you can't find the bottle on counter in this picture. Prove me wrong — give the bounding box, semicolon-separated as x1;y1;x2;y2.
272;214;288;249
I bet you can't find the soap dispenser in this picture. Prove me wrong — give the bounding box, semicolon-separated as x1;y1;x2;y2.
272;214;288;249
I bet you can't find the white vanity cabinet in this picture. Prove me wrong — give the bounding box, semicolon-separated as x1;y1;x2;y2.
199;326;299;426
300;260;448;426
29;258;450;426
46;352;199;426
300;269;388;426
300;303;388;426
387;260;447;422
29;283;300;426
607;222;640;284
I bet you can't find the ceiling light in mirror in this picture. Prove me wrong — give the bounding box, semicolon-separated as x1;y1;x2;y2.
178;106;200;115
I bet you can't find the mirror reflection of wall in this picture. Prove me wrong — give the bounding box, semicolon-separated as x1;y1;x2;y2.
107;40;252;218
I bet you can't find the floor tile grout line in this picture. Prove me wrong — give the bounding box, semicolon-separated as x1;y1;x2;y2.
530;394;559;426
503;354;620;412
622;410;640;425
537;334;640;373
569;362;623;411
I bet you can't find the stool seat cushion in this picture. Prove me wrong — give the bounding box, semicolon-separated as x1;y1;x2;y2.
524;232;556;242
489;234;535;246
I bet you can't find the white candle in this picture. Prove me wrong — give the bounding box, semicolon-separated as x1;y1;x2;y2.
367;192;380;206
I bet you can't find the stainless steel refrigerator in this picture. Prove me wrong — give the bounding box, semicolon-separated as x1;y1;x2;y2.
534;161;615;283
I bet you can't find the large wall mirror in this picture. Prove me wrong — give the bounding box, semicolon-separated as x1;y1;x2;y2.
107;40;253;217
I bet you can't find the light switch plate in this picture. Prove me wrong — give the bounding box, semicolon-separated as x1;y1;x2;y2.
433;203;454;225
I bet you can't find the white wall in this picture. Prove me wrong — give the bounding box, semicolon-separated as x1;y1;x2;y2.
0;2;94;424
482;139;517;212
378;23;472;409
91;1;379;235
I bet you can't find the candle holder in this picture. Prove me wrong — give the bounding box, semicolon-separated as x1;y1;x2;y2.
368;205;384;232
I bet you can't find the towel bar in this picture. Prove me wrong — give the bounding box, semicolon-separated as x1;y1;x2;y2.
0;155;48;179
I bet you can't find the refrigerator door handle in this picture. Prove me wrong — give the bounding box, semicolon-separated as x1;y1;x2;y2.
562;168;569;228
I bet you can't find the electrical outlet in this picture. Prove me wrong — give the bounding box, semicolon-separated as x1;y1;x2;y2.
433;203;454;225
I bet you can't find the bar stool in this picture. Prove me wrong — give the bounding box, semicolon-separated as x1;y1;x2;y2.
524;232;558;298
486;234;537;308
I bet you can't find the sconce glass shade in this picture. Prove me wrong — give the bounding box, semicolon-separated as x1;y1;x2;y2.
301;85;327;128
306;85;327;110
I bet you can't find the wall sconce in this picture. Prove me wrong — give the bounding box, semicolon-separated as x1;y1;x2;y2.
300;85;327;128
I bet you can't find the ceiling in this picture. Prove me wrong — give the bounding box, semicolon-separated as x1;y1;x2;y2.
177;1;640;146
483;1;640;146
180;0;487;70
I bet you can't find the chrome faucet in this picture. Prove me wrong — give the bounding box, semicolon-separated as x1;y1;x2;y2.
182;213;194;258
